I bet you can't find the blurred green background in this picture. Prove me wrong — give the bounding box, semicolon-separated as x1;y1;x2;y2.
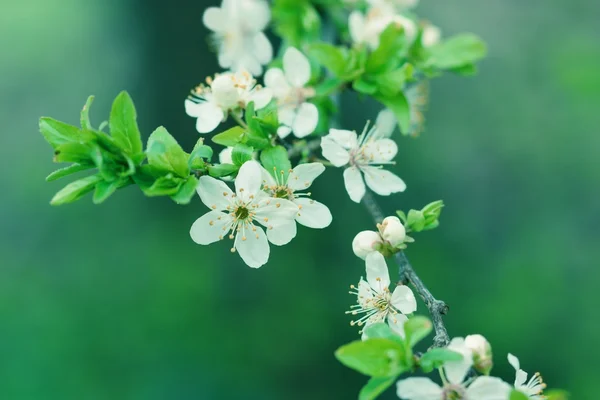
1;0;599;398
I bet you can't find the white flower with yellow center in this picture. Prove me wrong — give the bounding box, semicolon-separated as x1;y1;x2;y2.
203;0;273;76
264;47;319;139
185;70;272;134
190;160;298;268
349;2;417;49
320;116;406;203
397;338;511;399
508;354;547;399
261;163;332;235
347;252;416;337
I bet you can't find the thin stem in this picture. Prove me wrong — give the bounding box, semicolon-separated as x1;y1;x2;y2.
230;112;248;129
362;190;450;348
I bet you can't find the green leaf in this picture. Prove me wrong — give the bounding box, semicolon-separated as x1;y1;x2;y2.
212;126;246;147
359;376;398;400
406;209;426;232
232;144;254;166
142;175;183;197
335;338;408;377
46;164;93;182
170;176;199;205
189;144;213;170
80;95;94;130
93;178;128;204
315;77;344;97
509;390;530;400
546;390;570;400
260;146;292;179
146;126;190;177
207;163;239;178
419;348;463;373
367;23;407;74
308;43;346;76
374;91;411;135
396;210;407;223
374;64;414;97
424;34;487;70
50;175;103;205
362;323;403;342
109;91;144;158
53;142;95;164
403;316;432;348
353;78;378;95
255;100;280;135
40;118;92;150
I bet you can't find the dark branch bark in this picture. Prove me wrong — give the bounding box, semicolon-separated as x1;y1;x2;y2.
362;191;450;348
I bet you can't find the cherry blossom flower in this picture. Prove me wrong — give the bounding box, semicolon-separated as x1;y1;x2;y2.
508;354;547;399
349;1;417;49
352;216;406;259
264;47;319;139
203;0;273;76
260;163;332;235
190;160;298;268
347;252;416;337
185;70;272;134
397;337;511;399
321;117;406;203
465;334;493;375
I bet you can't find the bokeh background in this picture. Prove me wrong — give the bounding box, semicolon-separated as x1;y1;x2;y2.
1;0;599;398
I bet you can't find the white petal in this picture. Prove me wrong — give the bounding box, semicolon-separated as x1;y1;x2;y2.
192;102;225;133
235;160;262;200
249;87;272;109
466;377;511;400
507;353;521;371
252;32;273;65
287;163;325;191
357;278;374;307
255;198;298;226
514;369;528;388
390;285;417;314
444;337;474;385
292;102;319;138
266;219;297;246
264;68;291;98
219;147;234;165
365;251;390;292
190;211;232;245
387;313;408;338
343;166;366;203
375;108;397;138
235;226;269;268
277;125;292;139
321;137;351;167
283;47;311;87
202;7;225;32
328;129;358;149
396;377;443;400
294;198;332;229
242;0;271;32
197;175;234;210
363;138;398;163
348;11;366;45
260;166;277;188
185;99;202;117
278;105;296;126
362;166;406;196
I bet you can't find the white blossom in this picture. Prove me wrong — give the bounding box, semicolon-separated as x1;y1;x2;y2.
203;0;273;76
397;338;511;399
349;1;417;50
185;70;272;134
347;252;416;337
367;0;419;11
190;160;298;268
380;216;406;247
264;47;319;139
219;147;234;165
465;334;493;375
321;118;406;203
508;354;546;399
352;230;384;259
260;163;332;234
422;23;442;47
352;215;406;259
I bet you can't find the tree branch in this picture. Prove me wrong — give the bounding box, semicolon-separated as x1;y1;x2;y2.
362;190;450;348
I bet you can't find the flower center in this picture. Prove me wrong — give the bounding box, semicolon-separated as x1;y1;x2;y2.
443;384;466;400
235;205;250;220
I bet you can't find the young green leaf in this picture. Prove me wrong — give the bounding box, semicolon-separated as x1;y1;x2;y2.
359;376;398;400
260;146;292;179
212;126;246;147
189;145;213;170
545;390;569;400
509;390;530;400
207;163;239;178
423;34;487;70
170;176;199;205
335;338;409;377
403;316;433;348
53;142;95;164
80;95;94;130
374;91;411;135
146;126;190;177
419;348;463;373
109;91;144;159
406;209;426;232
93;178;128;204
232;144;254;166
362;323;403;342
142;175;183;197
50;175;103;205
46;164;93;182
308;42;347;76
40;118;92;150
366;24;407;74
353;78;378;95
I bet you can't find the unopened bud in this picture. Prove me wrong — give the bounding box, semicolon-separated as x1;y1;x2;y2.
379;216;406;247
352;230;383;259
219;147;234;165
465;334;493;375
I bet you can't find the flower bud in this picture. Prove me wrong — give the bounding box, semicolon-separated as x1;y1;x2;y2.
379;216;406;247
465;334;493;375
352;230;383;259
219;147;234;165
211;74;239;109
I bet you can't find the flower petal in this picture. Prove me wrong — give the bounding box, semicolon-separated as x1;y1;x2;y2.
202;7;225;32
363;138;398;162
328;129;358;149
387;313;408;338
252;32;273;65
277;125;292;139
266;219;297;246
507;353;520;371
465;377;511;400
278;105;296;126
514;369;528;388
321;137;351;167
255;198;298;226
362;166;406;196
343;166;366;203
287;162;325;191
365;251;390;292
185;99;202;117
219;147;234;165
283;47;311;87
357;278;374;307
390;285;417;314
235;160;262;200
235;226;270;268
260;166;277;188
190;211;232;245
292;102;319;138
396;377;443;400
348;11;365;45
192;102;225;133
375;108;397;138
444;337;474;385
197;175;234;210
294;198;332;229
264;68;291;98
